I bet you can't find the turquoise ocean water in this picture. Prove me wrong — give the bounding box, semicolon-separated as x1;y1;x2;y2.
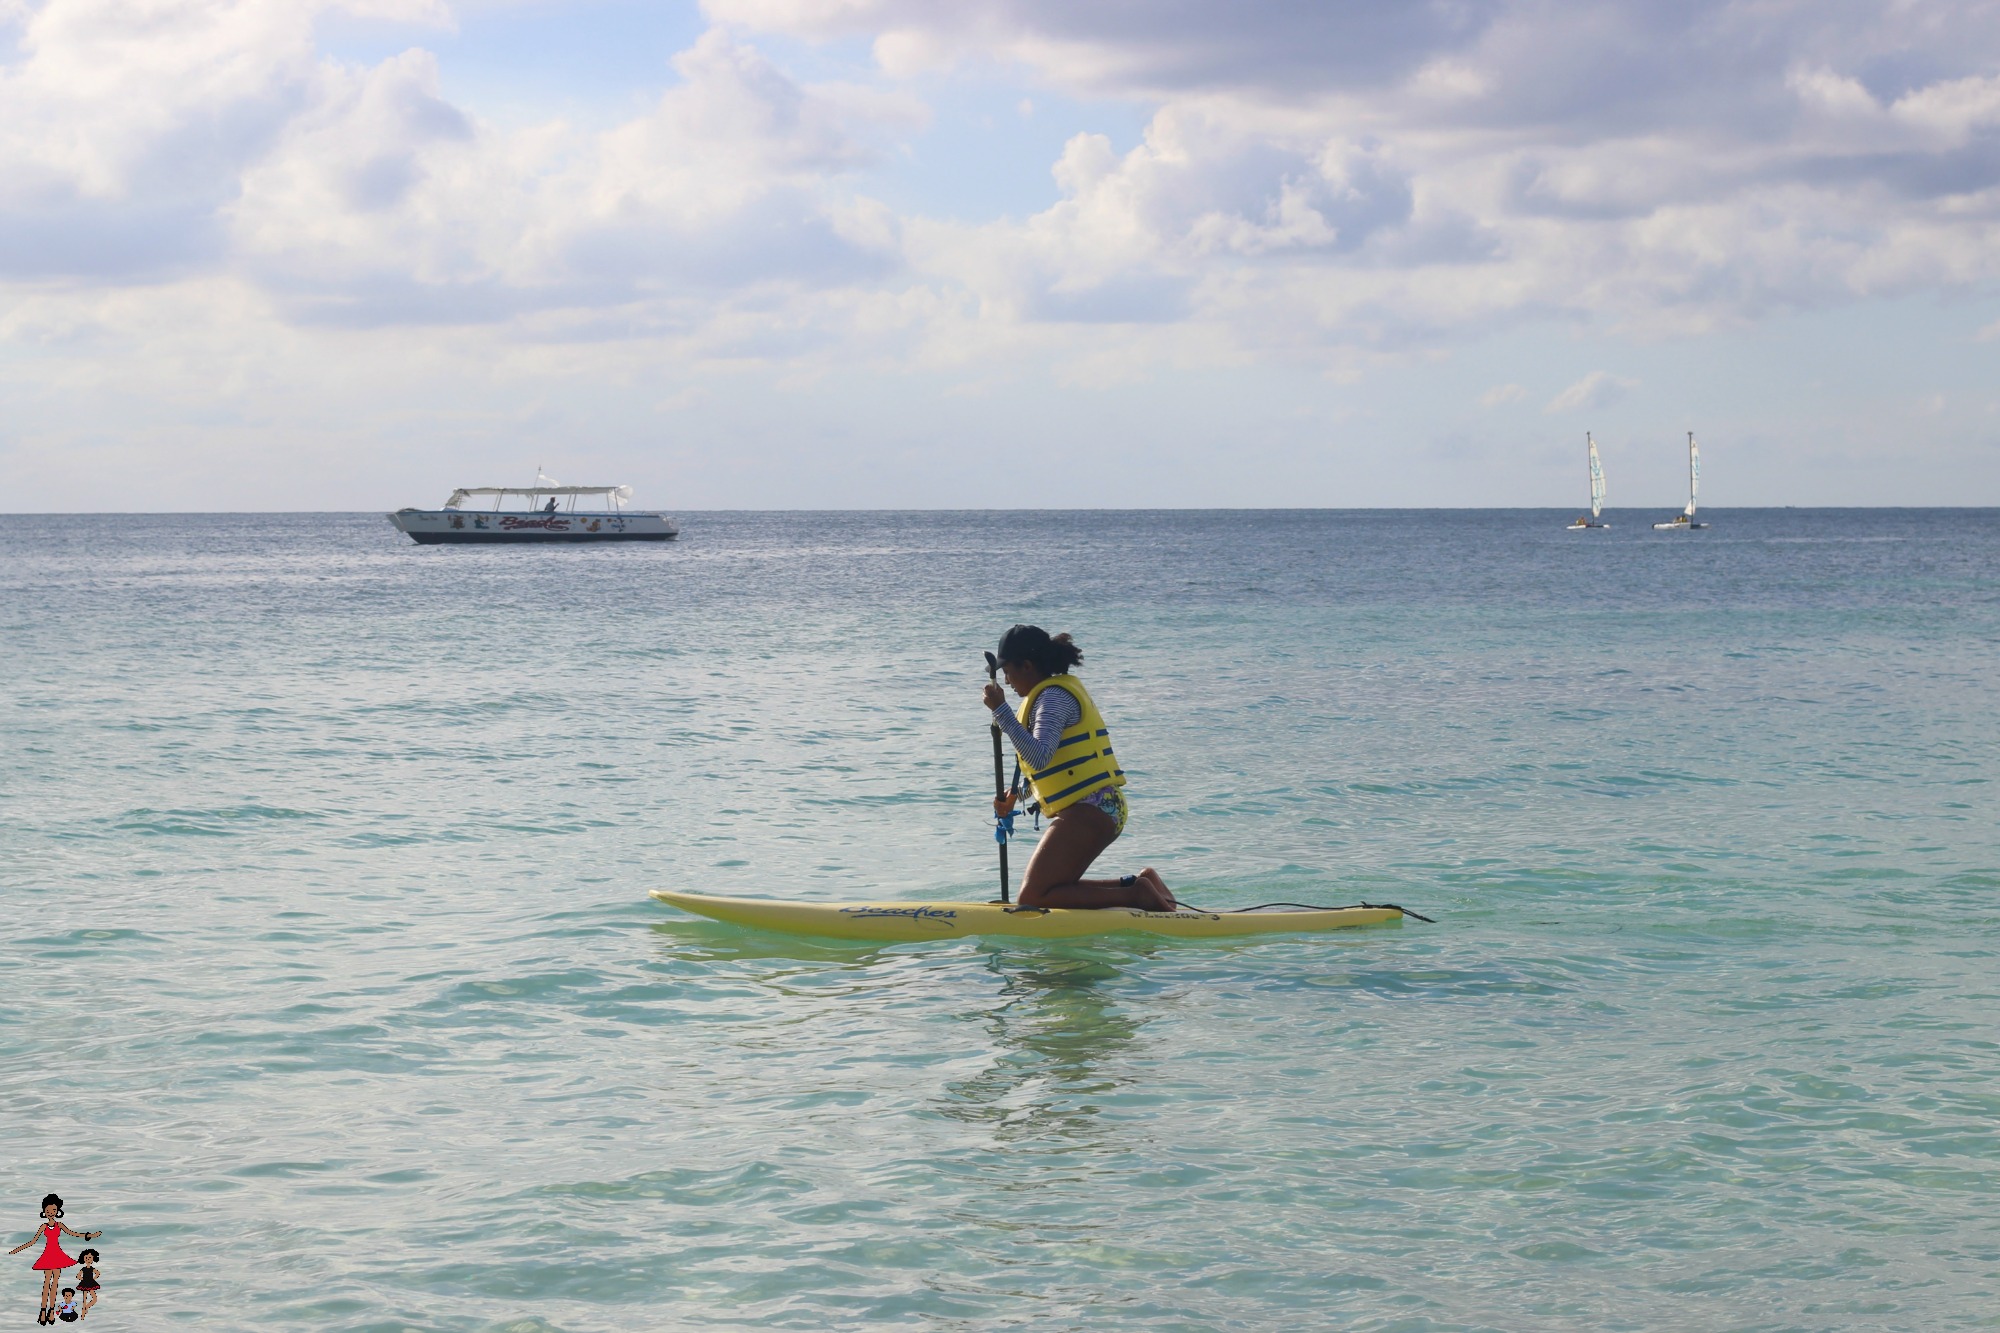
4;509;1998;1330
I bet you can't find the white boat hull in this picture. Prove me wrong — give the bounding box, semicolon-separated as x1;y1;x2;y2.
388;509;678;544
1652;520;1708;531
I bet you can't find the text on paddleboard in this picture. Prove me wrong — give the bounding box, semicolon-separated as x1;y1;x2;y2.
838;906;959;923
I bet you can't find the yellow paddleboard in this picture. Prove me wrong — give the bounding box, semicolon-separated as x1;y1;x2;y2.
650;890;1407;943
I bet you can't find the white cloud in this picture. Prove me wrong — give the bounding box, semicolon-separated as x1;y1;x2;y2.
0;0;328;278
6;0;2000;507
1545;370;1638;414
224;28;922;328
0;4;916;340
715;0;2000;346
705;0;1489;95
10;0;2000;354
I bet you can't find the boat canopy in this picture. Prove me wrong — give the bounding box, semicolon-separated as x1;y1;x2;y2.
444;485;633;509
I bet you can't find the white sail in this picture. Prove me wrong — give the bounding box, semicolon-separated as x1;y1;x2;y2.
1587;433;1606;517
1685;432;1699;517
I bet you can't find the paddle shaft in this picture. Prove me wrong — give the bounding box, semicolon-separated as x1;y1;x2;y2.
986;653;1011;903
992;721;1010;902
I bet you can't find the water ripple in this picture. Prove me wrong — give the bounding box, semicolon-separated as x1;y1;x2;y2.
3;510;1998;1329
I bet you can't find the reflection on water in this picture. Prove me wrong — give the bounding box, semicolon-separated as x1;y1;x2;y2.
935;946;1151;1145
647;917;886;968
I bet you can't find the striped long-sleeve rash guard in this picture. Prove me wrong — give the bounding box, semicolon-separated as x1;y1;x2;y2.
990;685;1082;774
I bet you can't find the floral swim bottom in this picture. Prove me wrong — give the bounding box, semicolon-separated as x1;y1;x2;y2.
1078;786;1128;836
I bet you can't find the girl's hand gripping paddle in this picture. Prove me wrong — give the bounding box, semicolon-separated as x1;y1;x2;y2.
985;651;1013;902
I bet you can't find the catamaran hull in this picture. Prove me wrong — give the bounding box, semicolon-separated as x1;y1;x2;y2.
1652;522;1709;531
387;510;678;543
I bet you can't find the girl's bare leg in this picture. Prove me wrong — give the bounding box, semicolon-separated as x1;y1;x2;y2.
1017;808;1172;911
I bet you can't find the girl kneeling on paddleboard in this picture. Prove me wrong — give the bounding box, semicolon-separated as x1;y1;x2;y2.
983;625;1177;912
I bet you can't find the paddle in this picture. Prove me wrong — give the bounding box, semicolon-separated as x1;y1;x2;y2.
984;650;1014;903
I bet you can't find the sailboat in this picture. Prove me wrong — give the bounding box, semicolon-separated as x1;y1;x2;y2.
1566;433;1610;529
1652;432;1709;530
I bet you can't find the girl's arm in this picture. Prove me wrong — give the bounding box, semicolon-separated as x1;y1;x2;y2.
991;687;1081;773
6;1237;33;1255
59;1225;98;1240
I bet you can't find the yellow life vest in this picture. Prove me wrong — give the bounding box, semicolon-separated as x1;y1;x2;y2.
1015;674;1126;815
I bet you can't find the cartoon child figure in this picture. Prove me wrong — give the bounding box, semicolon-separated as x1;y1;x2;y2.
73;1251;101;1320
55;1288;77;1322
8;1195;100;1326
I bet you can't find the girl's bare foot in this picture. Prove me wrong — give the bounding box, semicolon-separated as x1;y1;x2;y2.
1136;867;1176;912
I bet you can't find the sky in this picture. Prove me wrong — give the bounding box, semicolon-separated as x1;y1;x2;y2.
3;0;1999;510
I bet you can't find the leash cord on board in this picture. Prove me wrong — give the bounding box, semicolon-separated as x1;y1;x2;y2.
1172;899;1437;923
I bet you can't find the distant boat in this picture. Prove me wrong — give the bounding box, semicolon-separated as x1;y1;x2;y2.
388;471;678;544
1653;432;1709;531
1566;433;1610;529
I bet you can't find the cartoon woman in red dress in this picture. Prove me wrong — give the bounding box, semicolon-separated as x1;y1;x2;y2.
9;1196;100;1326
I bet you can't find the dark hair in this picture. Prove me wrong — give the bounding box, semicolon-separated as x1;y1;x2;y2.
996;625;1083;676
78;1250;98;1264
39;1195;62;1218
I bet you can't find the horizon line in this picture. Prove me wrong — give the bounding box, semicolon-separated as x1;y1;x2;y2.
3;505;1998;517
